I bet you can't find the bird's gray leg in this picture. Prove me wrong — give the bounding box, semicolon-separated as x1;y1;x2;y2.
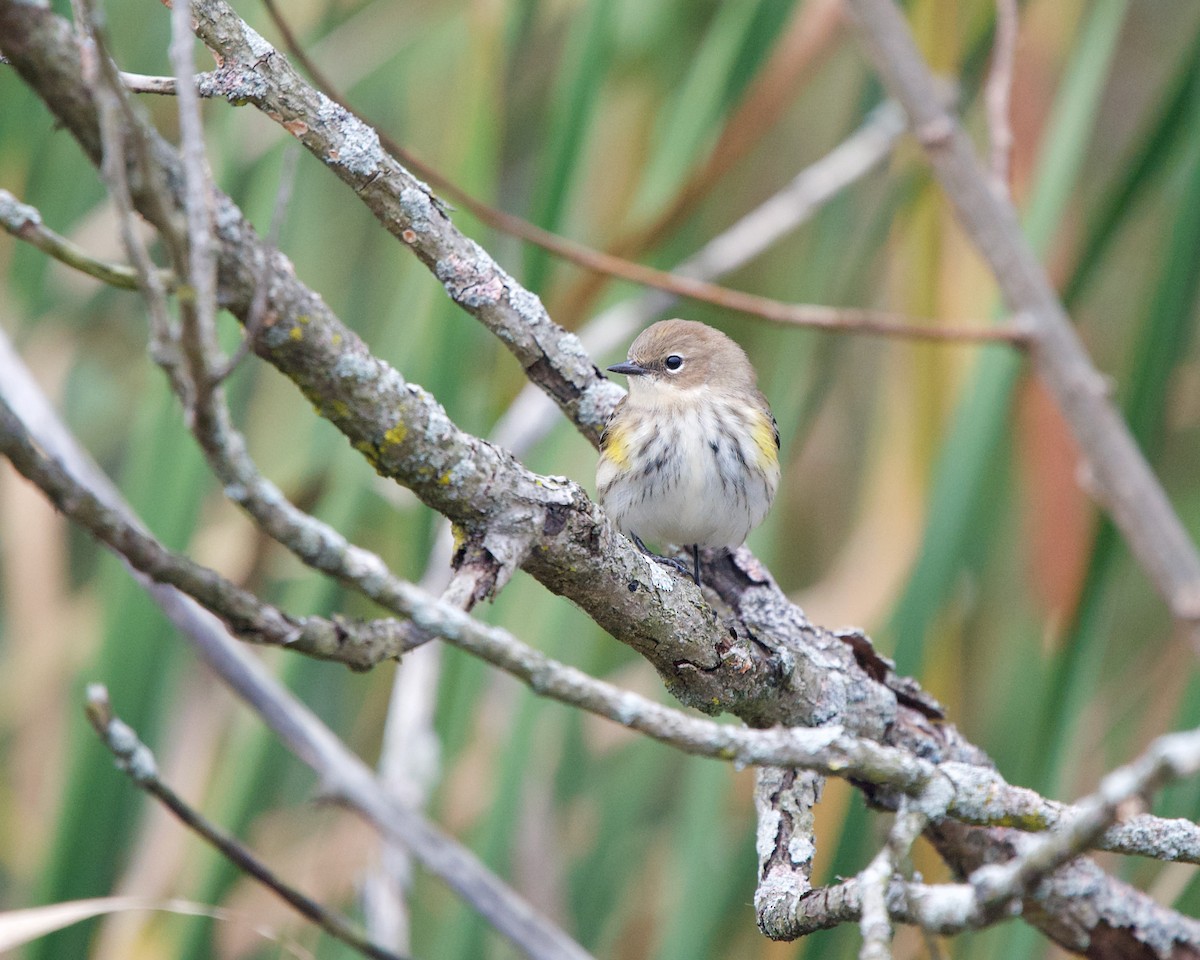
631;535;697;585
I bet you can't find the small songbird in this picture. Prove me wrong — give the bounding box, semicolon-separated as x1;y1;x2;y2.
597;318;780;586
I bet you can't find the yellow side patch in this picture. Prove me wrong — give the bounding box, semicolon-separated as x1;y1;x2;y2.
601;425;632;469
752;412;779;468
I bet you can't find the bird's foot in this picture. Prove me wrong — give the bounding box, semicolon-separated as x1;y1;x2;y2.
632;536;702;587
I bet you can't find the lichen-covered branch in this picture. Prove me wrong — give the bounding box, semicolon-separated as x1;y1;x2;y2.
0;341;590;960
4;3;1200;957
5;322;1198;881
0;0;790;724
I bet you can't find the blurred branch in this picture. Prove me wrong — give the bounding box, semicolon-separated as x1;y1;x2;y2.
6;345;1199;878
2;0;800;729
490;99;914;455
84;685;409;960
845;0;1200;628
4;3;1200;957
239;0;1022;348
592;0;848;268
985;0;1018;193
74;0;181;383
364;636;443;952
0;342;591;960
0;367;412;668
0;188;174;291
168;0;222;420
118;69;196;94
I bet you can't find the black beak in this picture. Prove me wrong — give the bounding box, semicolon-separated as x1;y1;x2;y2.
607;361;649;376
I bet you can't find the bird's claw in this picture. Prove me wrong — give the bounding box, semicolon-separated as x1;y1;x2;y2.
631;535;701;586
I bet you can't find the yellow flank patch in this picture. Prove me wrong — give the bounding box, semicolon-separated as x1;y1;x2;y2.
752;412;779;468
602;425;632;469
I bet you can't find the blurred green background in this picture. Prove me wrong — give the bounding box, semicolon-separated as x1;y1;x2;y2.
2;0;1200;957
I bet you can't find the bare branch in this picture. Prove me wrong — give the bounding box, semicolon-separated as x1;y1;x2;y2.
755;768;824;937
6;357;1200;885
491;100;915;454
970;725;1200;915
5;5;1200;956
780;729;1200;943
845;0;1200;627
0;188;174;291
0;346;591;960
0;373;412;665
74;0;180;378
169;0;222;415
210;0;1023;348
985;0;1019;194
84;684;409;960
87;17;1016;347
773;875;986;939
211;143;301;383
1;0;791;724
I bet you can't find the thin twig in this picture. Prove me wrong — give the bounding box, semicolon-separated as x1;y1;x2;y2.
0;391;919;783
0;188;175;291
969;724;1200;916
984;0;1018;194
777;874;984;939
0;385;414;664
490;99;914;455
212;143;301;383
84;685;409;960
74;0;181;381
253;0;1016;346
170;0;223;417
0;341;591;960
5;346;1200;871
845;0;1200;625
119;69;188;94
857;786;947;958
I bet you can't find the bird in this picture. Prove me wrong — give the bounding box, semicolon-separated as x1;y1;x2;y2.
597;318;779;587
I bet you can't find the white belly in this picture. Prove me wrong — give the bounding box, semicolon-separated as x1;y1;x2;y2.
597;395;776;549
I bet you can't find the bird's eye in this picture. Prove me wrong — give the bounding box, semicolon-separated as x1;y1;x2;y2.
664;354;683;371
